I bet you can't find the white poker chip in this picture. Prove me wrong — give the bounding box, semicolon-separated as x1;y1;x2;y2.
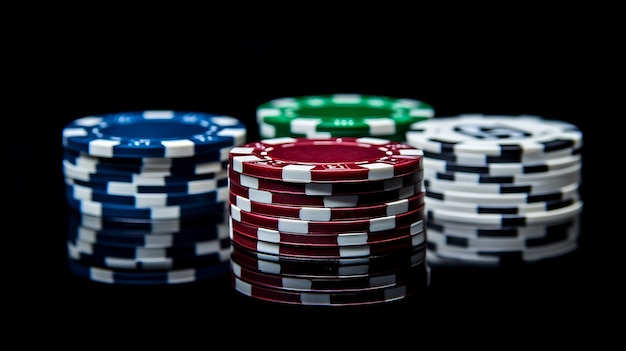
426;200;583;226
406;114;582;156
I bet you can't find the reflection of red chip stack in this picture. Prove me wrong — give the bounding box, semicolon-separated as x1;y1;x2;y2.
227;136;429;306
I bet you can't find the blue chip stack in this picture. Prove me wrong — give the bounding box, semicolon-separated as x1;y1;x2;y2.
61;110;247;284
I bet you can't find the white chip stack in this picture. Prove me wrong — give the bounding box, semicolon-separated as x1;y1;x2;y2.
405;114;583;266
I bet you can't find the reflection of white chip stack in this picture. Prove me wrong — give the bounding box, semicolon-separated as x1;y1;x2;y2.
405;114;583;266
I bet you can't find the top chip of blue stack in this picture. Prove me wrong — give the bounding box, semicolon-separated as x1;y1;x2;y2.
62;110;247;159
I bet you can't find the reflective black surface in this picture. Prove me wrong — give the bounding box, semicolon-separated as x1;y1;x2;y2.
17;37;615;339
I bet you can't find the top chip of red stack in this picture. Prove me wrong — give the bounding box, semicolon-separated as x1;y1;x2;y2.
229;137;424;183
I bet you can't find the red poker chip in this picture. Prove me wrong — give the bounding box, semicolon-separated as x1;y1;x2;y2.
229;137;423;183
228;167;423;196
228;181;422;208
229;244;427;278
232;275;429;306
229;202;425;234
230;218;425;247
231;258;429;293
229;191;425;221
229;227;426;260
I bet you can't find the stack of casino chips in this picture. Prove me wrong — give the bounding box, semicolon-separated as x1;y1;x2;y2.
227;136;429;306
405;114;584;266
256;94;434;141
61;110;247;284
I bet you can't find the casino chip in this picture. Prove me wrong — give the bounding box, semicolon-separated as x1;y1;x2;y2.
256;94;434;141
228;136;430;306
406;114;584;266
229;137;423;183
406;114;581;156
62;110;247;284
63;110;246;158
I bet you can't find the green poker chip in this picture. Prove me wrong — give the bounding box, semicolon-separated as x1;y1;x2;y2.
256;94;434;139
258;121;408;141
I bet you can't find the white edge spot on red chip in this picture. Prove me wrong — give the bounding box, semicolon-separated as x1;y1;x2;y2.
411;220;424;235
248;188;272;203
337;232;368;246
361;162;394;181
304;183;333;196
257;241;280;255
262;137;298;145
257;227;280;243
231;260;242;276
239;174;259;189
386;198;409;216
339;246;370;258
355;137;390;145
300;292;332;305
230;147;255;154
282;164;314;183
232;155;263;173
369;215;396;232
282;277;313;290
229;204;241;221
235;195;251;212
299;207;331;221
399;149;424;157
235;277;252;295
277;217;309;234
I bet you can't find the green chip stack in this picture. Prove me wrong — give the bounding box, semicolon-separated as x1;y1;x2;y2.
256;94;434;142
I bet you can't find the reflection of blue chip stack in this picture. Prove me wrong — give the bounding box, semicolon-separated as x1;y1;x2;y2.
62;110;247;284
405;114;584;266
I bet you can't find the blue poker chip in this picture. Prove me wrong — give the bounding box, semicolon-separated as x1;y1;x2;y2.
64;148;232;169
67;236;231;260
67;258;230;284
65;182;229;207
68;229;227;249
62;110;247;158
68;250;230;271
68;227;223;247
67;217;230;248
67;210;228;234
62;159;227;184
65;176;229;195
63;152;230;178
65;197;228;220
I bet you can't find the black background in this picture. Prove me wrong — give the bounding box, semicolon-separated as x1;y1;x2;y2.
13;24;618;341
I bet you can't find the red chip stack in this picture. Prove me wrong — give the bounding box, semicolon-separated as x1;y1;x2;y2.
227;136;429;306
